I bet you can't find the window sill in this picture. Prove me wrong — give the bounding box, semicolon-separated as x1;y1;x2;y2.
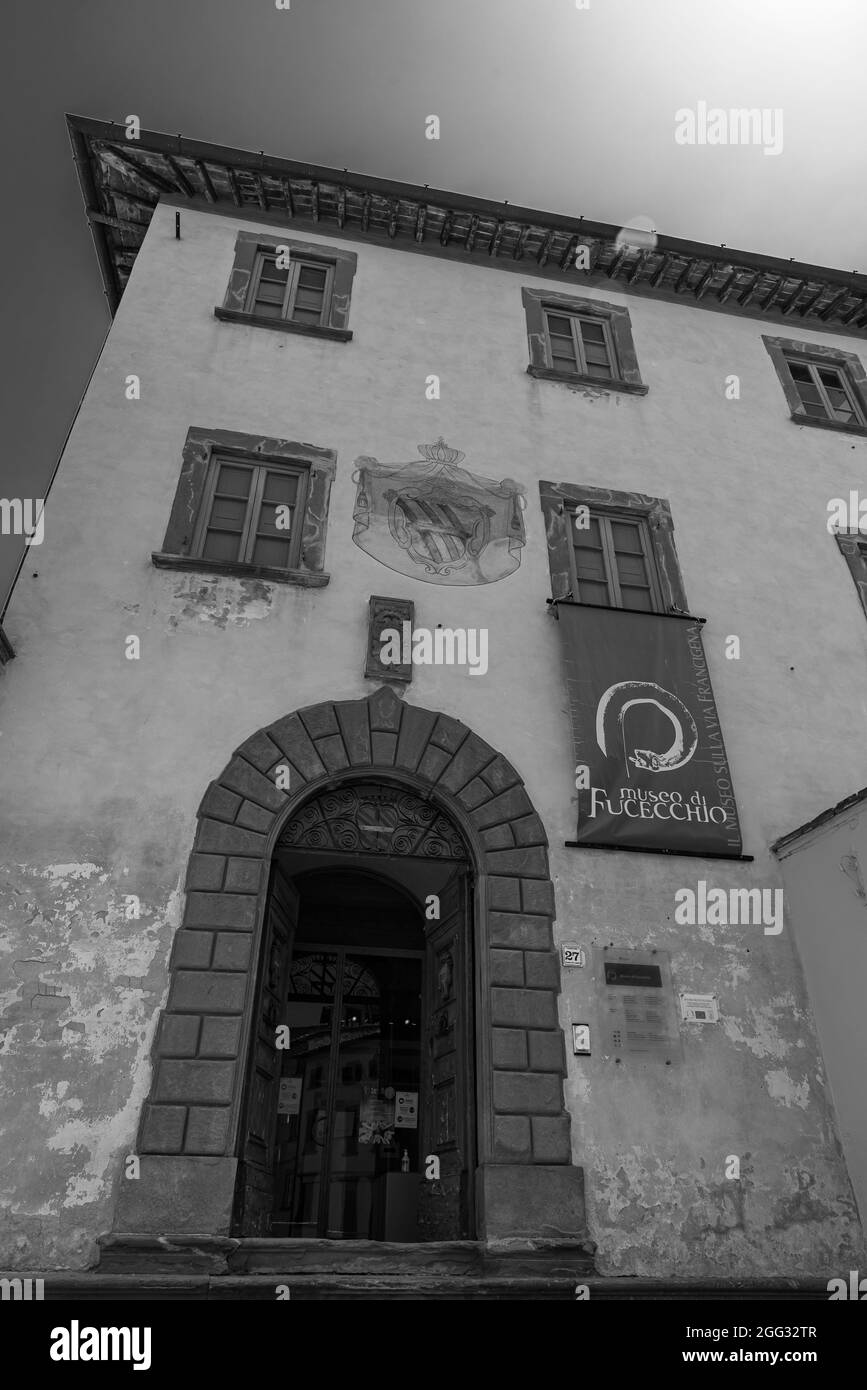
526;365;648;395
789;412;867;438
214;307;352;342
152;553;330;588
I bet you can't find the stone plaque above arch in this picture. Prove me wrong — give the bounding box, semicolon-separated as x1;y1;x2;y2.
112;685;590;1254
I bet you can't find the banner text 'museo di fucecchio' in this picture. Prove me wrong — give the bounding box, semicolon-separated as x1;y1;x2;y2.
559;604;742;856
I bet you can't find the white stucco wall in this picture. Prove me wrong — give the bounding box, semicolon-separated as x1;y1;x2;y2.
1;200;865;1275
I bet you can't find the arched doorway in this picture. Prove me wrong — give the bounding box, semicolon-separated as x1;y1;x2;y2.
233;782;476;1241
115;687;589;1253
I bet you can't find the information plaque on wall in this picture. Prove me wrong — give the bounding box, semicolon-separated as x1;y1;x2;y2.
595;946;682;1065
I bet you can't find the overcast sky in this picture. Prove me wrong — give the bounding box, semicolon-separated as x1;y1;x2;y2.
2;0;866;609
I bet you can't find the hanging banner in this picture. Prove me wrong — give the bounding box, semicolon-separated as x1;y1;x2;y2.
559;604;742;856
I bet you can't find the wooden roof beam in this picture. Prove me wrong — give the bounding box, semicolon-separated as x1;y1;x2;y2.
649;251;673;288
536;229;554;267
165;155;195;199
674;260;694;293
337;186;346;229
99;144;180;197
388;200;399;238
251;171;268;210
87;208;148;234
194;159;217;203
559;234;579;271
761;276;785;312
226;166;242;207
311;182;320;222
714;267;737;303
796;285;824;317
693;263;716;299
280;177;294;217
465;214;480;252
818;286;850;321
510;225;529;261
738;271;763;307
414;204;426;243
361;192;371;232
628;250;650;285
780;279;806;314
108;190;156;218
439;210;453;247
606;245;628;279
843;296;867;325
489;220;506;257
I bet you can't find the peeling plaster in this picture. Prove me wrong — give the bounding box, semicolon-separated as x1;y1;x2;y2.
167;574;274;628
765;1069;812;1109
40;863;103;881
720;994;806;1060
0;860;183;1268
585;1146;861;1277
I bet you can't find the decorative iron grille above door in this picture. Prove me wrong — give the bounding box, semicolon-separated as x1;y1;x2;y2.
279;783;467;860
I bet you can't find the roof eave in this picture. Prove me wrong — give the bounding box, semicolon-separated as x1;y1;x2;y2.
65;114;867;335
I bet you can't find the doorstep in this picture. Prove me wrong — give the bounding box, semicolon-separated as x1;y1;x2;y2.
96;1233;597;1280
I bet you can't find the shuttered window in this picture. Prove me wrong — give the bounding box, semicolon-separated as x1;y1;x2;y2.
571;511;662;612
544;310;617;379
784;357;866;426
248;252;333;326
192;456;307;571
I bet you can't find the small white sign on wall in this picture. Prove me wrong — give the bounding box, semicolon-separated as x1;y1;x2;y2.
680;993;719;1024
561;943;585;968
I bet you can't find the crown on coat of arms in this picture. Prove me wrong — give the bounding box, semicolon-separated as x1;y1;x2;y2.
417;437;466;467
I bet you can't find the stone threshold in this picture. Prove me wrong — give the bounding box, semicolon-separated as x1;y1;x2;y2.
9;1237;833;1299
96;1234;597;1279
9;1270;834;1302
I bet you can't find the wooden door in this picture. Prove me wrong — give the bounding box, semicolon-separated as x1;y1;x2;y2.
418;868;474;1239
234;866;298;1235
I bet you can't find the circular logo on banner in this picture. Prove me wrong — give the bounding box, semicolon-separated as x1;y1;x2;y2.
596;681;699;773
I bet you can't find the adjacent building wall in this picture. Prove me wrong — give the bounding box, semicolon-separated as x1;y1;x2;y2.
775;800;867;1228
1;200;865;1274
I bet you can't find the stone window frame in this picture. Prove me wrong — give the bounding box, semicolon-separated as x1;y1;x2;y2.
835;532;867;618
153;426;335;588
539;480;689;611
763;335;867;438
522;288;648;395
215;231;357;342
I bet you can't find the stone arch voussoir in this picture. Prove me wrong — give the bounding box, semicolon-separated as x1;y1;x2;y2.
139;685;571;1177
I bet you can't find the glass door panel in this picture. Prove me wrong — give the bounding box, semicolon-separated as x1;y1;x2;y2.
272;951;338;1236
272;947;422;1239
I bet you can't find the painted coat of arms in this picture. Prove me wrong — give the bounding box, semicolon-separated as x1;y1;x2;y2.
351;437;526;585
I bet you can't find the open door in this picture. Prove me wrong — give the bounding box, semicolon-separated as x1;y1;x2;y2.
418;867;475;1239
234;865;298;1235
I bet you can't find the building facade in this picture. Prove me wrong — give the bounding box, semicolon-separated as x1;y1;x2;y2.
1;116;866;1294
